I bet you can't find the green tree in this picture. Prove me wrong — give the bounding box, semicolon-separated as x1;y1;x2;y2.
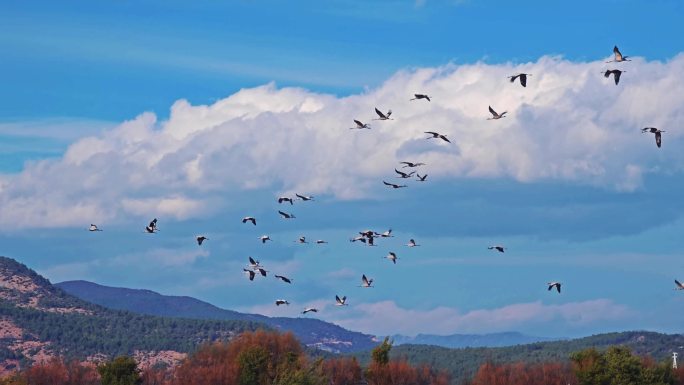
98;355;141;385
238;346;269;385
371;337;392;366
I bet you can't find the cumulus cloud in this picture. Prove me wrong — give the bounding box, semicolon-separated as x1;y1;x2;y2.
2;54;684;229
328;299;632;336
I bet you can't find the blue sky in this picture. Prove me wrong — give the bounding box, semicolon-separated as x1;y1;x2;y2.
2;0;684;338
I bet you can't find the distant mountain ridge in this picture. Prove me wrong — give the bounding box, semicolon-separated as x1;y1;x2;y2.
391;331;556;348
56;280;378;353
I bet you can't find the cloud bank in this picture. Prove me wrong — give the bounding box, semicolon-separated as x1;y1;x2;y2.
2;54;684;229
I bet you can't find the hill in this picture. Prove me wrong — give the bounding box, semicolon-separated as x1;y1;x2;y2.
355;331;684;384
391;331;555;349
56;280;378;353
0;256;264;373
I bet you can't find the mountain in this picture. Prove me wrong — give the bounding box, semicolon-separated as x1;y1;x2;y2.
391;331;556;348
0;256;264;373
56;280;378;353
355;331;684;384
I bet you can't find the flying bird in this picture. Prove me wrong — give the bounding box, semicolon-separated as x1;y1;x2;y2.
488;246;505;253
400;161;425;168
295;194;314;201
275;300;290;306
607;45;631;63
603;69;625;85
335;295;348;306
641;127;665;148
406;239;420;247
508;73;531;87
259;235;271;243
487;106;507;120
297;236;308;244
395;169;416;178
243;269;256;281
384;252;398;265
302;307;318;314
196;236;208;246
278;197;294;205
315;240;328;244
674;280;684;290
383;181;407;189
425;131;450;143
88;224;102;232
416;174;428;182
145;218;158;233
360;274;374;288
275;275;292;284
410;94;431;102
373;108;393;120
242;217;257;226
350;119;371;129
278;210;296;219
547;282;562;293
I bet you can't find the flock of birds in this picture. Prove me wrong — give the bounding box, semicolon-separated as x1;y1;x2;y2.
85;45;675;319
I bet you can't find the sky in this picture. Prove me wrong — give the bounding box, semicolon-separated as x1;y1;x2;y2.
2;0;684;339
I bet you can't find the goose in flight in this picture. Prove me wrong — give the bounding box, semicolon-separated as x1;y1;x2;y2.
295;193;314;201
275;299;290;306
384;252;398;265
335;295;348;306
641;127;664;148
407;239;420;247
410;94;431;102
674;280;684;290
547;282;562;293
248;256;262;270
278;210;296;219
315;240;328;244
360;274;374;288
383;181;407;189
243;268;256;281
607;45;631;63
425;131;450;143
488;245;505;253
416;174;428;182
487;106;507;120
297;236;308;244
259;235;271;243
145;218;158;233
395;169;416;179
196;236;208;246
508;73;531;87
400;161;425;168
89;224;103;232
242;216;257;226
374;108;393;120
275;275;292;284
603;69;625;85
302;307;318;314
278;197;294;205
350;119;371;129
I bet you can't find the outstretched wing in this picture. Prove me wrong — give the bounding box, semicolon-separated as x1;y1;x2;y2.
613;71;622;85
488;105;497;116
375;108;387;119
613;45;623;61
249;256;257;265
520;74;527;87
655;131;662;148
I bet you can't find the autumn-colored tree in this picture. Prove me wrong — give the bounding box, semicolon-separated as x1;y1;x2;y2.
365;337;449;385
140;365;173;385
471;361;574;385
21;358;99;385
321;357;363;385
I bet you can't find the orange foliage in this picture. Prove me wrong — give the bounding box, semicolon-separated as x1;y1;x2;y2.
366;359;450;385
471;361;575;385
22;358;99;385
321;357;363;385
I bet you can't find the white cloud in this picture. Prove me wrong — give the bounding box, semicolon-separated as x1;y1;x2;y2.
3;55;684;229
327;299;631;336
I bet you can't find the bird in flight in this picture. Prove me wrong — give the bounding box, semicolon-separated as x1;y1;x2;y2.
547;282;562;293
278;210;296;219
400;161;425;168
488;245;505;253
259;235;271;243
395;169;416;179
297;236;308;244
407;239;420;247
416;174;428;182
641;127;664;148
674;280;684;290
410;94;431;102
296;193;314;201
603;69;625;85
383;181;407;189
315;240;328;244
302;307;319;314
275;299;290;306
89;224;103;232
373;108;393;121
425;131;450;143
487;106;507;120
145;218;158;233
278;196;294;205
196;236;208;246
350;119;371;129
275;275;292;284
242;216;257;226
335;295;348;306
607;45;631;63
384;252;398;265
360;274;374;288
508;73;531;87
